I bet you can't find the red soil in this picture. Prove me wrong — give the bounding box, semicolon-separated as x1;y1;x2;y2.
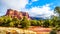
28;26;51;34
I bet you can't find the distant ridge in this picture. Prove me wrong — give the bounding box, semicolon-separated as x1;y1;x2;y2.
30;17;45;20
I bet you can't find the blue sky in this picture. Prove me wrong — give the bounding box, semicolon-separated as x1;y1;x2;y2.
0;0;60;18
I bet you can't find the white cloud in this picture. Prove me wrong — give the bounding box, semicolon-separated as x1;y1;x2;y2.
1;0;28;11
32;0;38;2
26;4;55;18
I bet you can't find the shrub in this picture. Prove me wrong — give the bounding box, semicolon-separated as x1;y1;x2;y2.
20;16;31;28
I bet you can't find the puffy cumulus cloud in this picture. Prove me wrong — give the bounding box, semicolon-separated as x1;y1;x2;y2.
27;4;55;18
1;0;28;11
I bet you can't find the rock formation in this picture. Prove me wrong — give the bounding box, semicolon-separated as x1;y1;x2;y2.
6;9;30;20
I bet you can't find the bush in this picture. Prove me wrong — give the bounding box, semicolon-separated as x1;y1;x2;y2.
9;22;15;27
30;20;37;26
43;20;50;27
21;20;31;28
50;28;57;34
37;21;42;26
20;16;31;28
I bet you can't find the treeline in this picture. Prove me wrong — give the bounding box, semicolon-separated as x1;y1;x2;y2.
0;16;42;28
0;15;60;28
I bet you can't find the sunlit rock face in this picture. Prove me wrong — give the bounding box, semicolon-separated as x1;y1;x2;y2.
6;9;30;20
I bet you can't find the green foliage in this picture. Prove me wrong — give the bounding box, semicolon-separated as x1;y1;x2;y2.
0;17;4;25
30;20;37;26
54;6;60;19
57;27;60;31
9;22;15;27
30;20;42;26
37;21;42;26
50;29;57;34
38;20;44;26
51;16;60;27
54;6;60;14
20;16;31;28
43;20;50;27
12;17;20;27
0;15;60;29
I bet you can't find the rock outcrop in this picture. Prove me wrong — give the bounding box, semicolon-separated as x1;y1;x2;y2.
6;9;30;20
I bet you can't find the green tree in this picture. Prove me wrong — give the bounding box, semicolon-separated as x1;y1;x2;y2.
54;6;60;19
30;20;37;26
0;16;13;26
3;16;12;26
37;21;42;26
51;16;59;27
43;19;50;27
12;17;20;27
20;16;31;28
54;6;60;30
50;28;57;34
39;20;44;27
9;21;15;27
0;17;4;26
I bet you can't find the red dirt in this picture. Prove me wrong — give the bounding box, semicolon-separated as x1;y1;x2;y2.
28;26;51;34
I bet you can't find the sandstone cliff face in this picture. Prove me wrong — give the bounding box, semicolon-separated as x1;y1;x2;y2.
6;9;30;20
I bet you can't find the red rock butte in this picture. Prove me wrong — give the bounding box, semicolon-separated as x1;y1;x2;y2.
6;9;30;20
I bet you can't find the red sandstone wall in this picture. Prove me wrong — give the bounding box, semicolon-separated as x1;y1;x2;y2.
6;9;30;20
